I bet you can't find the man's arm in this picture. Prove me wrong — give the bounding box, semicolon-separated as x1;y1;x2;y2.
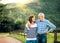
47;20;56;32
26;21;31;29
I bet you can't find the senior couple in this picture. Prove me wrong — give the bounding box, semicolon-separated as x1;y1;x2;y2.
24;13;56;43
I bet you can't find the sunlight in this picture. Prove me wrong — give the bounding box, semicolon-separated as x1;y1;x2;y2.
0;0;34;4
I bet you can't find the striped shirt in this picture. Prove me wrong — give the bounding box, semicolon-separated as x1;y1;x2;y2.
24;23;37;40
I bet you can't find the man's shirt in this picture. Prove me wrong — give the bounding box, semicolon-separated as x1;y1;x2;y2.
36;19;56;34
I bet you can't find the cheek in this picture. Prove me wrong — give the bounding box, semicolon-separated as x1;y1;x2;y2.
40;16;43;19
32;18;35;21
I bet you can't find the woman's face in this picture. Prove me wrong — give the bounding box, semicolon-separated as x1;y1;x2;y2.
32;16;35;22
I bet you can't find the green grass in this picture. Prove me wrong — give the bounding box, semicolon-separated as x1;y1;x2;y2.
0;32;9;34
57;33;60;41
9;34;26;43
47;33;54;43
9;33;60;43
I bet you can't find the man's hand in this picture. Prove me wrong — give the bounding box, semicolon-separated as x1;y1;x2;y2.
27;21;31;28
28;23;31;28
46;31;50;34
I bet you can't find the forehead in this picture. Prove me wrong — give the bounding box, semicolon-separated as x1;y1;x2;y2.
38;15;44;17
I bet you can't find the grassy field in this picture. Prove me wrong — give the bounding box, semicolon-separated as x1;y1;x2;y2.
9;34;26;43
9;33;60;43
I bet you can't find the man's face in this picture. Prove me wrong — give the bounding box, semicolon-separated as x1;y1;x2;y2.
38;15;44;21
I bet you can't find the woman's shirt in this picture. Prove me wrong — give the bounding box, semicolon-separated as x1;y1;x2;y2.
24;23;37;40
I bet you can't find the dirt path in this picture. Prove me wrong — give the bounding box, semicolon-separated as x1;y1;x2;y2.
0;34;22;43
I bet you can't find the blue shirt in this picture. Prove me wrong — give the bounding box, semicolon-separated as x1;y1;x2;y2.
36;19;56;34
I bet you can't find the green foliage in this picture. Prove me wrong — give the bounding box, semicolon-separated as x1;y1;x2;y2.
0;16;14;32
26;0;60;27
0;4;6;14
15;21;24;30
27;0;60;14
0;0;60;32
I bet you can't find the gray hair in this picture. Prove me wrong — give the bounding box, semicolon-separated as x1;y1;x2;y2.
38;13;45;17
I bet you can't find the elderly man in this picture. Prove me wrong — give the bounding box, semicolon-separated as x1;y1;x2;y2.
36;13;56;43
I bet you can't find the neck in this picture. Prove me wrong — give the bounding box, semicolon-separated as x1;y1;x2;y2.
31;22;34;24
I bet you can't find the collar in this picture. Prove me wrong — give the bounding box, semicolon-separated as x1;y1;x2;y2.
38;19;45;22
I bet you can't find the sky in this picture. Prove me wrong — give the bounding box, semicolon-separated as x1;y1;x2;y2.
0;0;34;4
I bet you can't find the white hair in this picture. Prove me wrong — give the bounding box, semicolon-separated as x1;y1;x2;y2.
38;13;45;17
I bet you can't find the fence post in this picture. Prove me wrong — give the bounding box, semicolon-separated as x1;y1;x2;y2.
54;31;57;43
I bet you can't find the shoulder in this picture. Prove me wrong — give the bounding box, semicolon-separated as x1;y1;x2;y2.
26;21;30;27
34;23;37;27
26;23;28;27
44;19;50;22
30;23;37;27
44;19;51;24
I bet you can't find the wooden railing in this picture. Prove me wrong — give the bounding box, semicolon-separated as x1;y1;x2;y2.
53;30;60;43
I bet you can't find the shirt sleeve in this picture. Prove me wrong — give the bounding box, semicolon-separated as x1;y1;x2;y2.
47;20;56;32
24;24;29;34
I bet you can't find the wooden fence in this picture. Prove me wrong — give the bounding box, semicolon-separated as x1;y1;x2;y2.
53;30;60;43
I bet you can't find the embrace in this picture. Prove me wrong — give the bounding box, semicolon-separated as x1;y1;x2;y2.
24;13;56;43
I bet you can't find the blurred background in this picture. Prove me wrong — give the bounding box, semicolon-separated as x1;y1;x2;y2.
0;0;60;32
0;0;60;43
